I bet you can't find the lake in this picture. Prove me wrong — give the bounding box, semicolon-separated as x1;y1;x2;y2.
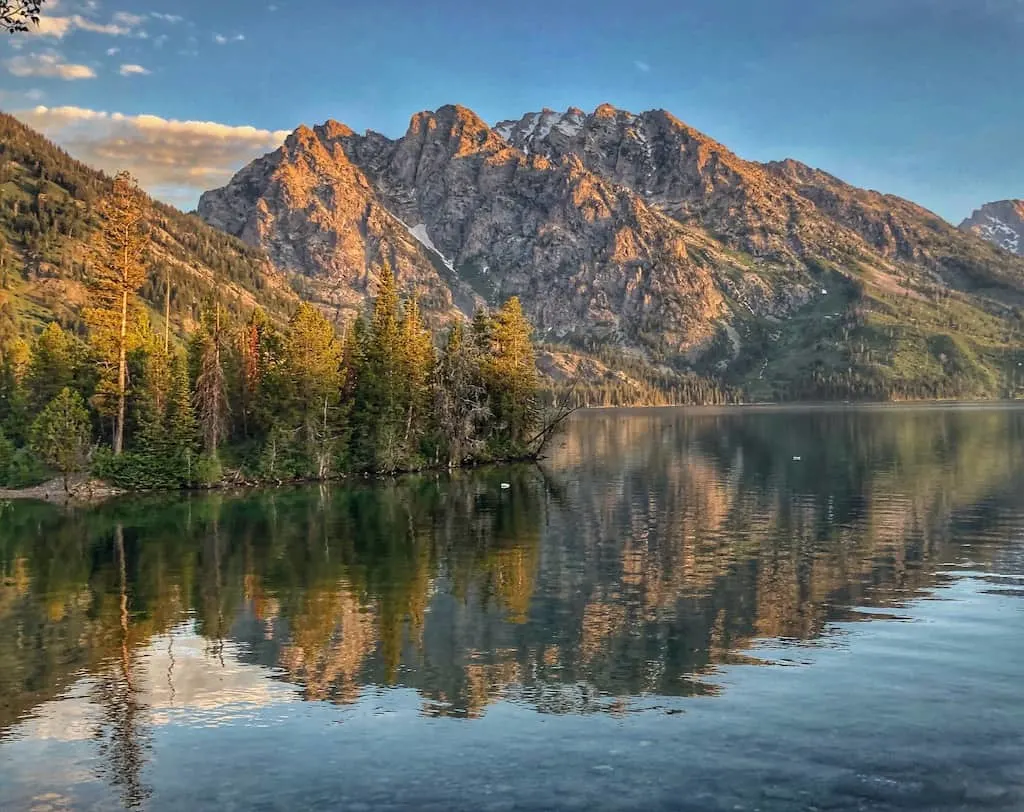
1;405;1023;811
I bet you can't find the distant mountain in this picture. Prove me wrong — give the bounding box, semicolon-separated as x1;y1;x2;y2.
197;103;1024;401
0;111;298;338
960;201;1024;257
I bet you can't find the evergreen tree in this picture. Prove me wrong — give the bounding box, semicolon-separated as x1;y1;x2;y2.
192;303;229;458
0;334;30;441
432;320;489;466
484;297;539;450
166;351;197;484
397;296;434;461
86;171;148;455
0;427;13;485
353;266;406;470
30;387;90;492
282;302;343;477
236;308;269;440
25;322;77;412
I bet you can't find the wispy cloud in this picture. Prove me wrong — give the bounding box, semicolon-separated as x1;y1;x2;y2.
106;46;120;56
6;52;97;80
33;14;131;37
15;106;290;208
634;60;651;73
150;12;183;23
111;11;147;27
119;63;150;76
213;33;245;44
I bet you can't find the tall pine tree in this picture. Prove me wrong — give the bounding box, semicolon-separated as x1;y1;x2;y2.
86;171;148;455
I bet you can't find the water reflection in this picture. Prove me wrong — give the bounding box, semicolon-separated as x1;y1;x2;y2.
1;406;1023;807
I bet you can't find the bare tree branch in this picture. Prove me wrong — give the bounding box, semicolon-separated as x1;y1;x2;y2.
2;1;44;34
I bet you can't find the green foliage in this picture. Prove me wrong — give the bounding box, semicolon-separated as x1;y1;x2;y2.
29;387;90;489
194;453;223;487
479;297;540;453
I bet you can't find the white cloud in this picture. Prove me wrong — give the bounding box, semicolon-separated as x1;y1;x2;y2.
213;32;245;44
106;46;120;55
15;105;290;209
112;12;146;26
151;12;183;23
32;14;132;38
6;52;97;80
634;60;651;73
119;63;150;76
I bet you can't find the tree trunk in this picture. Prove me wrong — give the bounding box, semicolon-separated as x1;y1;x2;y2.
114;287;128;455
164;273;171;354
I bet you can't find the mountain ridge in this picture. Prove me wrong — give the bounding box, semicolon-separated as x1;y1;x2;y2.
196;101;1024;401
960;200;1024;257
3;103;1022;403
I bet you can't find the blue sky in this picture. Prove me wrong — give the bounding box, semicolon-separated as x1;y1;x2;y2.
2;0;1022;221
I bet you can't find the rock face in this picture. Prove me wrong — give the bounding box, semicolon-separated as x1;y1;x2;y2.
960;201;1024;257
198;103;1024;400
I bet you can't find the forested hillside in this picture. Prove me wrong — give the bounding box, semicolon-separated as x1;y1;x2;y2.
0;112;299;341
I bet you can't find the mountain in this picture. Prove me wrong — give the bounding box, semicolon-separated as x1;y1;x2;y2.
960;201;1024;257
0;111;298;339
198;103;1024;401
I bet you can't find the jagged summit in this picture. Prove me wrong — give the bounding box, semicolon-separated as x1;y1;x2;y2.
960;200;1024;256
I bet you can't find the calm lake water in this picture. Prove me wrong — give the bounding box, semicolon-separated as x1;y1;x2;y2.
1;405;1023;811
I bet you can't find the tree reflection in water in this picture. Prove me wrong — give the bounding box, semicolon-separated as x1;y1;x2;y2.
1;406;1023;796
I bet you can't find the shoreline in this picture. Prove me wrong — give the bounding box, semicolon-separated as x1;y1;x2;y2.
0;453;545;506
4;399;1022;504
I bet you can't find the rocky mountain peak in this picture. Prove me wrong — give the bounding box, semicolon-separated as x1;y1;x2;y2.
316;119;355;140
959;200;1024;256
196;101;1024;401
285;123;318;150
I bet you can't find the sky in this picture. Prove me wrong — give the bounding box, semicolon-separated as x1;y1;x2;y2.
1;0;1022;221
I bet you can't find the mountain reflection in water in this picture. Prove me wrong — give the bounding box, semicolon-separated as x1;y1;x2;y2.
1;405;1023;810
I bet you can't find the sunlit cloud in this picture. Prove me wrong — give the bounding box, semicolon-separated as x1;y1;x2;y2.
119;63;150;76
31;13;133;38
5;52;97;80
15;105;290;209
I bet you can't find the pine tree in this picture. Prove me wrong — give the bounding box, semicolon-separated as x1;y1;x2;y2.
484;297;539;450
353;266;406;470
26;322;77;412
30;387;91;492
236;308;269;440
192;303;229;458
397;296;434;461
0;334;30;441
86;171;148;456
282;302;342;477
166;351;197;483
133;333;175;463
432;320;489;465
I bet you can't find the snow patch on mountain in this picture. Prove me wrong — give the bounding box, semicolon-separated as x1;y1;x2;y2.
959;200;1024;256
408;223;455;271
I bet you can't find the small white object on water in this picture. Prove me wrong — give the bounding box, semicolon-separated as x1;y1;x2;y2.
821;289;828;295
501;483;511;489
792;456;802;461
